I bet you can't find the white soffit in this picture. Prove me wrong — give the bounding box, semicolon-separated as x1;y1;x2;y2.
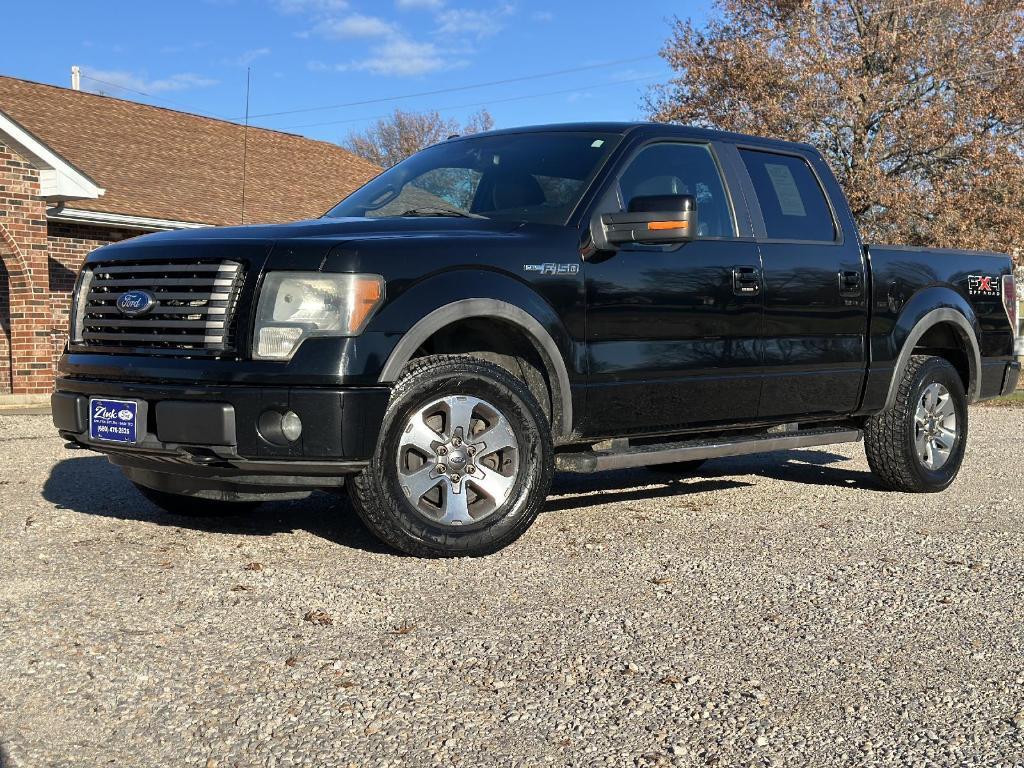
46;206;208;231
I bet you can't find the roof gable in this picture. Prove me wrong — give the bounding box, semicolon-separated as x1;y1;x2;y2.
0;108;104;202
0;76;380;227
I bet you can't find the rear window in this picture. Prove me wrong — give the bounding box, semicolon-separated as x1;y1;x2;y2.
740;149;836;241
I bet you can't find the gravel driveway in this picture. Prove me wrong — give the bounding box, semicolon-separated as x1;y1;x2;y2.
1;408;1023;767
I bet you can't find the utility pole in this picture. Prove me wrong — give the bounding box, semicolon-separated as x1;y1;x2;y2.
240;67;251;225
71;65;80;91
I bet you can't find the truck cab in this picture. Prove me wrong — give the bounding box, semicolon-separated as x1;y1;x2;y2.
52;123;1020;556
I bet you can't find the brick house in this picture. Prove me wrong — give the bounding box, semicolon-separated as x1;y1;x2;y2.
0;75;379;398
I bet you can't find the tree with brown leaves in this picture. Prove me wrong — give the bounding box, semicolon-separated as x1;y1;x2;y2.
344;108;494;169
647;0;1024;254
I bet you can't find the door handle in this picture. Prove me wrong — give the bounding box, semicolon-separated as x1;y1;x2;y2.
732;266;761;295
838;270;863;296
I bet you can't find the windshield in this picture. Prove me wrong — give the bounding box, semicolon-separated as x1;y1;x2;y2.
325;131;622;225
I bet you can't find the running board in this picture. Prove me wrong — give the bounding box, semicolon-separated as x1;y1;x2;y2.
555;427;862;473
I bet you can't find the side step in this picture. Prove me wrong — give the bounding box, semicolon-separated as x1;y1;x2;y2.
554;426;862;473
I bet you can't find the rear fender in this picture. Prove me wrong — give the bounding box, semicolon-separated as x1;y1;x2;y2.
882;288;982;409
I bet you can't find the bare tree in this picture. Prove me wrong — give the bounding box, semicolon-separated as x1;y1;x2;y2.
344;108;494;169
647;0;1024;253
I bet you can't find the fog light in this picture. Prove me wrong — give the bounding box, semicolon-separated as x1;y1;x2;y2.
281;411;303;442
258;409;303;446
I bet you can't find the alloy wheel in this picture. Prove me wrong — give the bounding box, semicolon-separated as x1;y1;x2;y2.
914;382;958;470
395;395;520;526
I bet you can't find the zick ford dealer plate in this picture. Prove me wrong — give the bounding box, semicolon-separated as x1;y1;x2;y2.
89;398;139;444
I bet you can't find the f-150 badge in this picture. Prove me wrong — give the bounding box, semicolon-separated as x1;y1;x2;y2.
524;263;579;275
968;275;1000;296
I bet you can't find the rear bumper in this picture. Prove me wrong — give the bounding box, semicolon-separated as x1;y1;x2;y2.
53;377;390;492
1001;359;1021;396
977;358;1021;400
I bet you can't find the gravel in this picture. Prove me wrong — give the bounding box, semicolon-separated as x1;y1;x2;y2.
1;408;1024;767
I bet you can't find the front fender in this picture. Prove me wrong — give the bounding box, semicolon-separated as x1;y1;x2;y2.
366;269;581;438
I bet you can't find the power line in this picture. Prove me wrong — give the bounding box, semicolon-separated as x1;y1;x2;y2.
281;74;662;131
242;54;661;121
78;73;226;119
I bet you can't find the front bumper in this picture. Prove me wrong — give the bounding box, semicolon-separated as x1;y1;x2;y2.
53;377;390;494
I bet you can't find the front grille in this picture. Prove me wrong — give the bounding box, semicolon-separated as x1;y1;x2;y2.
79;260;245;357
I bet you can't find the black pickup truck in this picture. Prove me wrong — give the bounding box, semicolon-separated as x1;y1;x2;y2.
52;122;1020;556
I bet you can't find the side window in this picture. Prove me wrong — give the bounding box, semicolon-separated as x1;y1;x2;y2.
739;149;836;241
618;143;735;238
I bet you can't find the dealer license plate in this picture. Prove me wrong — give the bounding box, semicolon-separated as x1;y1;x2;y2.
89;398;140;444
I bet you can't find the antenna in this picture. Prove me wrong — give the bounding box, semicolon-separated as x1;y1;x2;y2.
71;65;80;91
240;67;251;225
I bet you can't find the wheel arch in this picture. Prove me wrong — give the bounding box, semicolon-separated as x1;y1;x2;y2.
884;306;982;410
379;298;575;439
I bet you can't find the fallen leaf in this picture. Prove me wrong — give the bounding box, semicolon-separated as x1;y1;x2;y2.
391;620;415;635
284;656;300;667
243;562;263;571
304;609;333;626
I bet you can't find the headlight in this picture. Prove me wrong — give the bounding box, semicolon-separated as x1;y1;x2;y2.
69;267;95;344
253;272;384;360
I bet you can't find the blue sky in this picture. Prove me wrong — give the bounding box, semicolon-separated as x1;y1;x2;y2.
0;0;712;145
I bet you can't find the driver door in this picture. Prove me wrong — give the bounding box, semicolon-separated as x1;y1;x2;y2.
582;141;764;436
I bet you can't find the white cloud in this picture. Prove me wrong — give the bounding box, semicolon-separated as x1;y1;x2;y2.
80;68;218;95
343;37;454;77
396;0;444;8
435;4;515;39
531;10;553;22
275;0;348;12
230;47;272;66
316;13;395;38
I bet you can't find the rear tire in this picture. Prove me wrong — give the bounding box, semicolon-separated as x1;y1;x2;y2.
864;355;968;492
349;354;554;557
132;483;260;517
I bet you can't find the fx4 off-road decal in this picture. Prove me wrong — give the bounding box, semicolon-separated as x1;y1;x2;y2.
968;275;1000;296
523;263;580;276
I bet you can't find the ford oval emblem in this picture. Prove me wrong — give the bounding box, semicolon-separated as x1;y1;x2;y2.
116;290;156;317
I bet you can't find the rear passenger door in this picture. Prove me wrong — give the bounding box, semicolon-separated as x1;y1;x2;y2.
737;147;868;419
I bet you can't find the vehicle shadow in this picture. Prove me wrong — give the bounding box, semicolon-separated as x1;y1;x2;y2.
701;448;882;490
546;446;881;512
43;447;880;550
41;455;393;555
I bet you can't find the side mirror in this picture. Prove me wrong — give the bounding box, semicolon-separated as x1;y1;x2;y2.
601;194;697;246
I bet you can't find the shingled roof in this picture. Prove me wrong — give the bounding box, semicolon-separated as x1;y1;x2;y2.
0;75;380;227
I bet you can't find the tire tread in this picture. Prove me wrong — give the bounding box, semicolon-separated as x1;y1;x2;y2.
864;355;965;492
349;354;553;557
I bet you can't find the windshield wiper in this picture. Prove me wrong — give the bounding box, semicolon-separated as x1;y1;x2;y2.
399;207;486;219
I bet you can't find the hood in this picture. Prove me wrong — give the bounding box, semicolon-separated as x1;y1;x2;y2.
112;216;525;247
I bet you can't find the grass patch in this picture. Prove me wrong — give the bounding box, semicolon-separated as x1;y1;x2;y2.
979;389;1024;407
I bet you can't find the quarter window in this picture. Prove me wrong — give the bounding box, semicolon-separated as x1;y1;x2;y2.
740;149;836;241
617;143;735;238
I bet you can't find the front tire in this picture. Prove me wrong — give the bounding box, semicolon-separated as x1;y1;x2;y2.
864;355;968;492
349;355;554;557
